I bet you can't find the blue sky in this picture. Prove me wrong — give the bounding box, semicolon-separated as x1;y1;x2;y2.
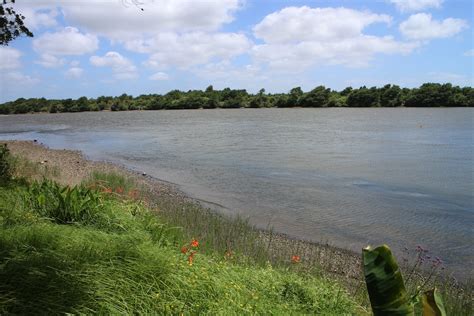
0;0;472;102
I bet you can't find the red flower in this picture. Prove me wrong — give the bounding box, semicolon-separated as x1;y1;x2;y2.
291;255;301;264
181;246;188;254
190;238;199;248
116;187;124;194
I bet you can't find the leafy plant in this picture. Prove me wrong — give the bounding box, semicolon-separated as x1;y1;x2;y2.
422;289;446;316
26;180;102;224
363;245;414;315
363;245;449;316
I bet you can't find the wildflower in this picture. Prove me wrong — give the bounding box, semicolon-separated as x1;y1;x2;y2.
116;187;124;194
102;187;112;194
191;238;199;248
291;255;301;264
188;251;196;266
181;246;188;254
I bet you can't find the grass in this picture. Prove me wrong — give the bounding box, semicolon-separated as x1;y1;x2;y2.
0;177;358;314
1;153;472;315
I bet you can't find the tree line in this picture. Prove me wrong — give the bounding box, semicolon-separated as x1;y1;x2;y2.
0;83;472;114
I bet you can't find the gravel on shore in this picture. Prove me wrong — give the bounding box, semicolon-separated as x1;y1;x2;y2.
3;140;363;281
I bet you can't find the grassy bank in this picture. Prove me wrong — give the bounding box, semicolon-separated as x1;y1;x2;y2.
1;143;472;314
0;153;360;314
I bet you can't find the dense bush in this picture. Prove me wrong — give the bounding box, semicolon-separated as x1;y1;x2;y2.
0;83;472;114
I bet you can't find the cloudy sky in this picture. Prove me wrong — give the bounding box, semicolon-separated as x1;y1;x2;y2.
0;0;472;102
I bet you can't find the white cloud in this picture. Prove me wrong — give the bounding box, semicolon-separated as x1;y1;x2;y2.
35;54;65;68
65;67;84;79
21;7;58;29
464;49;474;57
20;1;248;73
149;72;169;80
127;32;251;69
389;0;443;12
252;7;418;71
33;27;99;56
90;51;138;80
399;13;468;40
60;0;242;40
254;7;392;44
0;47;22;70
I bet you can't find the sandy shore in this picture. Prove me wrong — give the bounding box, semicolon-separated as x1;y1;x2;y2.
3;140;362;281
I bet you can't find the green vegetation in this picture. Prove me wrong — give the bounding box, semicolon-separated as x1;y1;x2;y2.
0;83;472;114
0;146;472;315
0;153;358;314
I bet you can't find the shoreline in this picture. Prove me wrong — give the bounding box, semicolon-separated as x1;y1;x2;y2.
3;139;363;280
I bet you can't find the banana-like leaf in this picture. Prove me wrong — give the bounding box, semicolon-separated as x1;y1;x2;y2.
422;288;446;316
363;245;414;316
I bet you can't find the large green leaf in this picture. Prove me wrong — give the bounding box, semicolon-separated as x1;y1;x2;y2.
363;245;414;316
422;288;446;316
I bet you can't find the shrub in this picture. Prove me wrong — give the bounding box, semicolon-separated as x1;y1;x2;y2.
25;180;103;225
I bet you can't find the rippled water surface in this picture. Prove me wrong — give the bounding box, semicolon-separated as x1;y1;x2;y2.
1;108;472;274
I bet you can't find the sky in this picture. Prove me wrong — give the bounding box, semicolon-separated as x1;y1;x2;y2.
0;0;472;102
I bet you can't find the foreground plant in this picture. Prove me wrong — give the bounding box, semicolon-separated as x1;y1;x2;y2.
363;245;447;316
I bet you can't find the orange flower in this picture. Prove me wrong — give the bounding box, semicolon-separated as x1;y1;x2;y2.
181;246;188;254
102;187;113;194
190;238;199;248
291;255;301;264
188;251;196;266
116;187;124;194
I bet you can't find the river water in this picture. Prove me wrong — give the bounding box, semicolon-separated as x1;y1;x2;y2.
1;108;472;275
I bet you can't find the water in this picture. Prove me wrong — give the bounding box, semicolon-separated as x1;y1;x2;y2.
1;108;473;275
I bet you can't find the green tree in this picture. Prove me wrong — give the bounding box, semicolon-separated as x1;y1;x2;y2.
299;86;331;107
347;87;380;107
0;0;33;45
380;84;402;107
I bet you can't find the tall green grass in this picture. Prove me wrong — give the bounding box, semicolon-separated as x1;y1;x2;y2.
0;179;358;314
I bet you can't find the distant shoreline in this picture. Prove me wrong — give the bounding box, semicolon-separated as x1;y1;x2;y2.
1;106;473;117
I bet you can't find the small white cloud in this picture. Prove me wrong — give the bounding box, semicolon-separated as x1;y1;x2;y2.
400;13;468;40
0;47;22;70
70;60;80;67
389;0;444;12
90;51;138;80
65;67;84;79
33;27;99;56
464;49;474;57
149;72;169;80
35;54;65;68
